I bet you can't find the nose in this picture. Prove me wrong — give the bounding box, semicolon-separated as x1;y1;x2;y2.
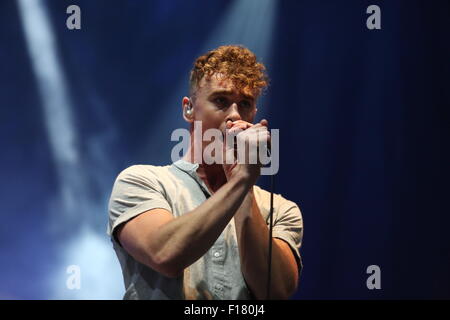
226;103;242;122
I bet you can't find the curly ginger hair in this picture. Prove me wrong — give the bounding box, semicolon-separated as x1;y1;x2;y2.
189;45;269;98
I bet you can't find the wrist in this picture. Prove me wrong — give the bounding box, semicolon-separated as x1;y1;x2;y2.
234;187;256;223
229;170;254;190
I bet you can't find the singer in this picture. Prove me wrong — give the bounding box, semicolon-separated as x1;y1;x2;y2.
107;45;303;299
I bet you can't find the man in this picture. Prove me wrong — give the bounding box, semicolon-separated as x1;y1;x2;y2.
108;45;303;299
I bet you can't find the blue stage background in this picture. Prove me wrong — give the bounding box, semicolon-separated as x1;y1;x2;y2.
1;0;449;299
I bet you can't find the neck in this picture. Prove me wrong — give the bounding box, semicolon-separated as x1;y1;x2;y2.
182;141;227;193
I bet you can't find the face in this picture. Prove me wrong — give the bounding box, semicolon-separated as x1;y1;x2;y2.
184;73;258;134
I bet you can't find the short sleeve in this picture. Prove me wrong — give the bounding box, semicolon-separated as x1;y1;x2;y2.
107;165;172;242
272;199;304;275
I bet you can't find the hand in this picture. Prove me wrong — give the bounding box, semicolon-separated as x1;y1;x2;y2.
222;119;270;185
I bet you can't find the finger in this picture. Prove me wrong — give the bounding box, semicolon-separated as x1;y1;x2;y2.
259;119;268;127
228;121;249;129
228;123;248;134
237;129;270;144
231;120;253;129
246;125;268;133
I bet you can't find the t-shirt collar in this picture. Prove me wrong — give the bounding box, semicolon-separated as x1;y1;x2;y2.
172;159;212;197
172;159;199;174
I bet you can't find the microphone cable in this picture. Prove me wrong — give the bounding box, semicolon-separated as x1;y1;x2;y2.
266;152;275;300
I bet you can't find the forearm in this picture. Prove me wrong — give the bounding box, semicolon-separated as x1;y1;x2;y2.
234;191;298;299
150;172;252;275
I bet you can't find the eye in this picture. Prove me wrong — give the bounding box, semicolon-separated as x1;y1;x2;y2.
240;100;252;108
214;97;228;107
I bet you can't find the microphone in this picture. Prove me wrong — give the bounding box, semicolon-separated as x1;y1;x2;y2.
225;119;271;156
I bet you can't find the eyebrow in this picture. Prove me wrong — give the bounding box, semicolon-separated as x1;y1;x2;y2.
208;89;255;102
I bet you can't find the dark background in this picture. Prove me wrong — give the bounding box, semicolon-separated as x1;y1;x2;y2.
0;0;449;299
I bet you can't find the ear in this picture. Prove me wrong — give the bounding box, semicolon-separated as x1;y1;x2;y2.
252;106;258;121
182;96;194;123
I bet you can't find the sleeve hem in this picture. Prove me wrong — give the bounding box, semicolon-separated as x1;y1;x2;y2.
108;200;172;238
272;231;303;275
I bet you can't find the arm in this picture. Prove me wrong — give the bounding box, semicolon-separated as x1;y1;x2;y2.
234;190;299;299
116;170;254;278
224;119;300;299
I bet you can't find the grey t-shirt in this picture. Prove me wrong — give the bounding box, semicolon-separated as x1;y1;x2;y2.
107;160;303;300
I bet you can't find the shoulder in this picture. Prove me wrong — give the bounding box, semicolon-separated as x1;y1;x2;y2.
117;164;169;177
253;185;301;213
115;164;172;184
110;164;179;197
